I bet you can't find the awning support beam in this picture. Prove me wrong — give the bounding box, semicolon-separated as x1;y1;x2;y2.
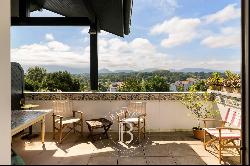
19;0;30;18
90;20;98;90
11;17;91;26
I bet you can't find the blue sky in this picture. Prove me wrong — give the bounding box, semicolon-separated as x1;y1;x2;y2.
11;0;241;73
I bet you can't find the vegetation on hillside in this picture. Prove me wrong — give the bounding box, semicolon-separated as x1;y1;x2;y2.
24;66;239;92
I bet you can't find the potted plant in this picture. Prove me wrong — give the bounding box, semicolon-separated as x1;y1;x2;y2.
233;80;241;93
222;71;240;93
222;71;241;94
222;79;234;93
231;74;241;94
206;72;223;91
181;90;219;140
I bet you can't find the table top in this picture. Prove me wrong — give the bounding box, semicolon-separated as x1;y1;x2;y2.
21;104;40;109
86;118;113;127
11;109;52;132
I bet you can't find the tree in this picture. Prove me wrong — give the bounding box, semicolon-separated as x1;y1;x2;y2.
118;77;142;92
24;66;47;91
189;80;208;92
141;78;146;92
41;71;80;92
176;85;184;92
181;90;219;129
145;75;170;92
98;80;111;92
24;77;35;91
206;72;224;90
72;74;90;92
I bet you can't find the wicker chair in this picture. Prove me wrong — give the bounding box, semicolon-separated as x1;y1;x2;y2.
52;99;83;143
117;101;146;143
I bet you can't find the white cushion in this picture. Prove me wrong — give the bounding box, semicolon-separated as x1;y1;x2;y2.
120;117;144;124
55;117;80;125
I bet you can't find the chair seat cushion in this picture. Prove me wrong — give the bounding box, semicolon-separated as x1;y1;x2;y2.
55;117;81;125
120;117;144;124
204;128;240;139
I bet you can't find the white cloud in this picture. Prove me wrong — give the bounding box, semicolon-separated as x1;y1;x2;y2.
11;36;240;72
150;17;201;48
11;43;89;68
164;58;241;72
149;3;241;49
47;41;70;51
11;37;169;71
81;28;112;40
81;27;89;34
200;59;241;71
203;3;241;24
45;33;54;41
201;27;241;48
99;30;111;38
135;0;179;15
98;37;169;70
44;33;71;51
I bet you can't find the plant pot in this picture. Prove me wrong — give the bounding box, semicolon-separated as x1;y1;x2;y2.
218;85;223;91
212;85;222;91
233;87;241;94
210;85;218;91
193;129;204;140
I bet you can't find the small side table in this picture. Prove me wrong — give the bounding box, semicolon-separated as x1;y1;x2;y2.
86;118;113;141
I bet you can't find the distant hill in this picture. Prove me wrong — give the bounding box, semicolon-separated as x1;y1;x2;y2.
23;65;239;74
139;68;159;72
113;70;135;73
99;68;112;73
176;68;224;73
22;65;90;74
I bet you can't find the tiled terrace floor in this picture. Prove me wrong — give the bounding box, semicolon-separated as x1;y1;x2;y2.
12;131;240;165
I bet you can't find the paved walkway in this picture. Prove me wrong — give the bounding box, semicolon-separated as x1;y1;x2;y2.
12;132;240;165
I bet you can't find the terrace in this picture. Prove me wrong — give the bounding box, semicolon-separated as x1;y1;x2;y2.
11;91;241;165
0;0;247;165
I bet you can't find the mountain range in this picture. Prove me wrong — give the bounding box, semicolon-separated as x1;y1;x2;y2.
99;68;226;73
22;65;238;74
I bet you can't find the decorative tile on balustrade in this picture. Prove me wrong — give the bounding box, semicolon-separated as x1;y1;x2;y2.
214;93;241;108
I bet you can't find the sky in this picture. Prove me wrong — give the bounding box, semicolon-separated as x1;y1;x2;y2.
11;0;241;73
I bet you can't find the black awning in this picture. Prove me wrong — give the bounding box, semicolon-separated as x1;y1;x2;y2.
11;0;133;37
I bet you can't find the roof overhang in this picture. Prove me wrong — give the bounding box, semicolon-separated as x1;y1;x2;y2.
11;0;133;37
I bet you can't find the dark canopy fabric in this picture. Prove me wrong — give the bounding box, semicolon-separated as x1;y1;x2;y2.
11;0;133;37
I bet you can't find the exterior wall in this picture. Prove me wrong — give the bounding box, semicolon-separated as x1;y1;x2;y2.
24;92;206;133
0;0;11;164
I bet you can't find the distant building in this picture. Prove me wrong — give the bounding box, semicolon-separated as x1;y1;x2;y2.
169;83;177;92
109;82;123;92
109;87;117;92
170;78;197;92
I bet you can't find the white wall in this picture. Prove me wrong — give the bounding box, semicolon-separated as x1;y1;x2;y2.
27;100;199;133
0;0;11;164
